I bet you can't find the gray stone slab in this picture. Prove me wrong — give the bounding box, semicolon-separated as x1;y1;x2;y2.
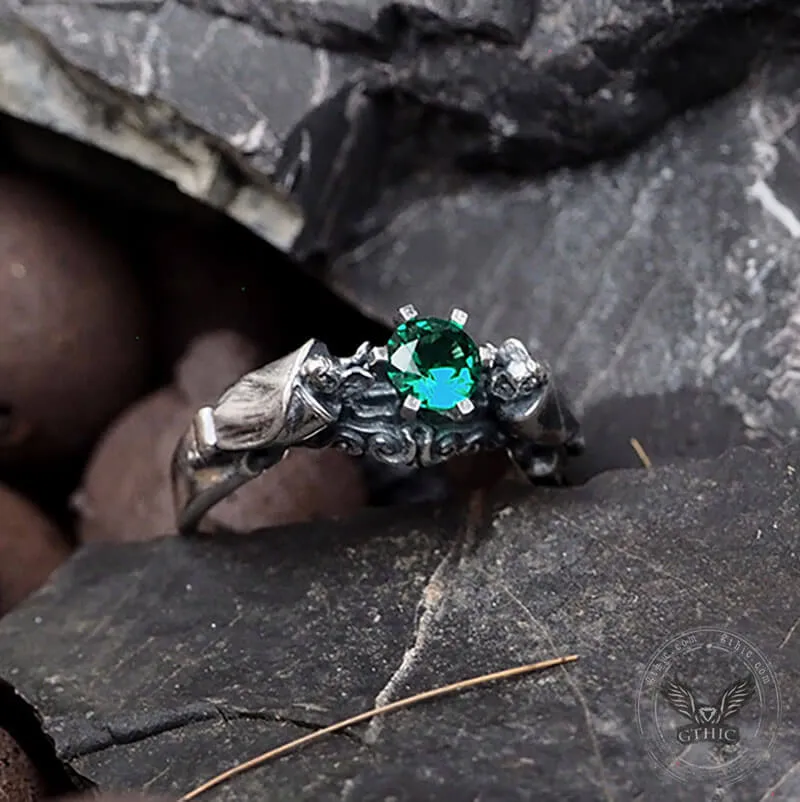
0;441;798;800
182;0;536;49
1;0;795;255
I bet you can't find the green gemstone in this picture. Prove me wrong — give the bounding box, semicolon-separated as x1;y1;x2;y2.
386;316;481;411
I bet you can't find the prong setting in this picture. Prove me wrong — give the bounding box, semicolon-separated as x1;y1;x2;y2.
449;308;469;327
369;345;388;367
401;394;421;420
395;304;419;324
455;398;475;418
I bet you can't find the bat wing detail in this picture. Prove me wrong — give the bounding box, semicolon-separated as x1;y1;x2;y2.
660;675;699;722
716;674;757;721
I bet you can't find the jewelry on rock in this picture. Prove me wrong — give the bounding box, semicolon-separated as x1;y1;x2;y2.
171;305;585;533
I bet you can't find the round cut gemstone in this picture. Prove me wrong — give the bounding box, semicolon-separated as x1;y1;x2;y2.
386;316;480;411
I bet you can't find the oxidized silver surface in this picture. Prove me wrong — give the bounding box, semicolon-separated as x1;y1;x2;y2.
172;307;584;533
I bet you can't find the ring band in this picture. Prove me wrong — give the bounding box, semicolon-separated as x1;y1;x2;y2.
171;305;585;533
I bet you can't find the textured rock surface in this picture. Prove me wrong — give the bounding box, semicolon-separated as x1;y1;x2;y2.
0;1;796;256
1;442;798;801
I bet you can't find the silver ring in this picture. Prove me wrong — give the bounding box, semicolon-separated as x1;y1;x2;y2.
171;305;585;533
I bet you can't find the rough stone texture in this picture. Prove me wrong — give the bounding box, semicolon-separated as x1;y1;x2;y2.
0;0;372;256
330;57;800;454
1;442;799;801
182;0;539;50
0;1;797;256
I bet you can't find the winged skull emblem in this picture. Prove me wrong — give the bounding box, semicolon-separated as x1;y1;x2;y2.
660;673;756;725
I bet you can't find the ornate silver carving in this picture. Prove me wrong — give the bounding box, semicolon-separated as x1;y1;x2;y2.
310;370;501;468
172;315;584;533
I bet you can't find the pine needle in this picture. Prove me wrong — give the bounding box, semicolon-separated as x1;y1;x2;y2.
180;653;579;801
629;437;652;469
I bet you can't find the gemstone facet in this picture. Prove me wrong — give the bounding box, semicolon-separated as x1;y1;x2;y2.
386;316;481;411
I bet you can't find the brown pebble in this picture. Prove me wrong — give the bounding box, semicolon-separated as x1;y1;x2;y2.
76;332;367;541
0;728;44;802
0;484;70;616
74;388;189;543
144;221;283;371
0;174;150;470
173;329;264;408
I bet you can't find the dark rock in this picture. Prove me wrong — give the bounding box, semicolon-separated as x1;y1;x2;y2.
0;0;373;257
1;440;799;800
565;389;762;483
271;82;387;258
329;57;800;453
55;796;167;802
184;0;536;51
55;796;164;802
1;1;797;256
367;2;798;173
0;682;84;796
